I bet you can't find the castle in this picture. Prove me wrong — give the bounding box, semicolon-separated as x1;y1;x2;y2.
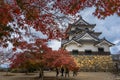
61;16;114;71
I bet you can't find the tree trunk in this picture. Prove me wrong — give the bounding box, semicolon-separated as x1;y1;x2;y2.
39;67;44;80
6;68;9;76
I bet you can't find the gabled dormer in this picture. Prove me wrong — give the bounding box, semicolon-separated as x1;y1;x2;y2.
68;16;96;31
95;38;114;47
73;16;90;25
74;32;99;42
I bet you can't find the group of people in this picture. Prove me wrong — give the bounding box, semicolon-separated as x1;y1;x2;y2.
56;67;78;77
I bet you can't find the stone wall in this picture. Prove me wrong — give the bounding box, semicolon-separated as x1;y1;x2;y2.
74;55;114;72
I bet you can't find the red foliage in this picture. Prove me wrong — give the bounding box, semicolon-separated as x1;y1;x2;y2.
0;3;12;25
12;47;17;51
10;39;50;68
0;0;119;48
44;49;78;70
10;39;78;70
13;8;21;14
0;0;119;41
55;0;120;18
10;52;27;68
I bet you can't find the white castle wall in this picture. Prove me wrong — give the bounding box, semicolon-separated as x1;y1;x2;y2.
65;43;110;52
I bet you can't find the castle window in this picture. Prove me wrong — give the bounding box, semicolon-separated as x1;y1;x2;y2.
72;50;78;55
98;48;104;52
85;50;92;55
85;28;89;31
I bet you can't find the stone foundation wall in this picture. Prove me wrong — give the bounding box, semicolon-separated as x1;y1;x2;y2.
74;55;114;72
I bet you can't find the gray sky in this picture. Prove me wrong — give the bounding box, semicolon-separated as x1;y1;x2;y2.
49;8;120;54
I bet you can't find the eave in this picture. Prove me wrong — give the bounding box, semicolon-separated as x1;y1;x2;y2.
95;39;115;47
62;40;82;48
75;32;99;41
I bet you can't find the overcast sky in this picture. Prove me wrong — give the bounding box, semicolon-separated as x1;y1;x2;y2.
49;8;120;54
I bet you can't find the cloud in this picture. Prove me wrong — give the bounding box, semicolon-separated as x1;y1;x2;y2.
113;40;120;44
30;27;48;39
48;40;61;50
110;39;120;54
0;62;10;68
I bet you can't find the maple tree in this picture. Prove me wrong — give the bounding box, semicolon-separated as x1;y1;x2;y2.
44;49;78;70
10;39;78;79
10;52;38;74
10;39;51;79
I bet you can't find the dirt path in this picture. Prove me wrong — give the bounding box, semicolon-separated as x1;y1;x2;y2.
0;71;118;80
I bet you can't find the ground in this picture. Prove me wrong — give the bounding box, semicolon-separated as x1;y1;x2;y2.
0;71;119;80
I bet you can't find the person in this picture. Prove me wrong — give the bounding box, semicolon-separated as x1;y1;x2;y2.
73;70;77;76
65;67;69;77
115;63;119;73
56;67;59;77
73;67;79;77
61;67;64;77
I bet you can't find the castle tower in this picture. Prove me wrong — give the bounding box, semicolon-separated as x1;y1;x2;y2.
61;16;115;71
62;16;114;55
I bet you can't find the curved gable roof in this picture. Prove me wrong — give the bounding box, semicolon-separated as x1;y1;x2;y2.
95;38;114;47
62;40;82;47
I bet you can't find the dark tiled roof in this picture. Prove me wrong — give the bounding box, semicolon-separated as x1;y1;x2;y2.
61;39;82;46
62;16;114;47
72;17;96;26
61;39;70;45
62;31;100;46
73;31;100;41
95;38;115;46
